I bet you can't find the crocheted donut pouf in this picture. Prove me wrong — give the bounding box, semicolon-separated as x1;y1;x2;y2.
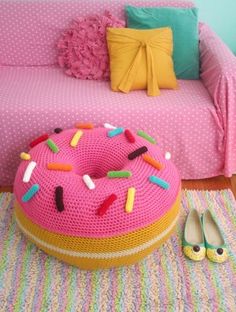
14;124;181;270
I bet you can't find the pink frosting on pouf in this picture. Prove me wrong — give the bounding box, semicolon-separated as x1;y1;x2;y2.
14;127;181;238
57;11;125;80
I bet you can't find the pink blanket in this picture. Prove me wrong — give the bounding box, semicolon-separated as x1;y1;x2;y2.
0;1;235;185
0;66;224;185
200;24;236;177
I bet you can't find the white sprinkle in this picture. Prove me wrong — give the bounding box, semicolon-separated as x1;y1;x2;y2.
103;123;117;129
82;174;95;190
165;152;171;160
23;161;37;183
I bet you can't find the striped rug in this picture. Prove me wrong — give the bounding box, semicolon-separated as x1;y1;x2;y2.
0;190;236;312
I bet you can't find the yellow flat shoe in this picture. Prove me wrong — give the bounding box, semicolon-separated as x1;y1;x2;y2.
183;209;206;261
202;210;228;263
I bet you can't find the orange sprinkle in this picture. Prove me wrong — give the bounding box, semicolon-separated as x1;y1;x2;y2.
47;163;73;171
75;123;94;129
142;154;163;170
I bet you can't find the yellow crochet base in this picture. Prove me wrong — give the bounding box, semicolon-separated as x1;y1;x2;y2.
14;190;180;270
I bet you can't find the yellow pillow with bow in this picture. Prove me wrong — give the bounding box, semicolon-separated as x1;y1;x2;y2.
106;27;178;96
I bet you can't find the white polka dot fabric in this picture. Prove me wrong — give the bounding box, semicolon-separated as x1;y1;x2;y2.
200;23;236;178
0;1;235;186
0;66;224;185
0;0;194;66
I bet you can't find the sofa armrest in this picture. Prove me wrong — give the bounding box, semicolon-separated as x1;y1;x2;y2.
199;23;236;176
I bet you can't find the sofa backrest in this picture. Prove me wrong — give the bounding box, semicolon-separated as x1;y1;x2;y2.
0;0;194;66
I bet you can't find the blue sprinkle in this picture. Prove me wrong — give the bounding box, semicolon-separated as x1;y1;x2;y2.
22;184;40;202
149;176;169;189
108;127;124;138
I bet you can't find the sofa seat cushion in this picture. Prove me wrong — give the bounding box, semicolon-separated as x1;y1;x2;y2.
0;66;224;185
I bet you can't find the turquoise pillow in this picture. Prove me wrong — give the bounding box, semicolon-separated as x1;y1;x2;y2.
126;6;199;79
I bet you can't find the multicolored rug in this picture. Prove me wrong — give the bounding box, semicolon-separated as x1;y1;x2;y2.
0;190;236;312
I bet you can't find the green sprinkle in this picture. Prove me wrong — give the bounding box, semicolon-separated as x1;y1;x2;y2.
107;171;132;178
137;130;156;144
46;139;59;153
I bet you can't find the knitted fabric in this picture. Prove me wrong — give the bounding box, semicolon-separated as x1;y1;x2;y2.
13;125;181;268
183;246;206;261
206;248;228;263
1;190;236;309
14;194;180;269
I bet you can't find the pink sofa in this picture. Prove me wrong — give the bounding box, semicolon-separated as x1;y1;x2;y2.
0;0;236;185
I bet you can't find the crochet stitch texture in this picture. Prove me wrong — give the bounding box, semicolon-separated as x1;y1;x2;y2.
14;125;181;269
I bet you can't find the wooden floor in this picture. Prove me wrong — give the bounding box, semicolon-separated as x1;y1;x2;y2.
1;175;236;197
182;175;236;198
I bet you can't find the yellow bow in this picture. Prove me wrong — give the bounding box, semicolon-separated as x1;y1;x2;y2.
118;38;159;96
108;31;166;96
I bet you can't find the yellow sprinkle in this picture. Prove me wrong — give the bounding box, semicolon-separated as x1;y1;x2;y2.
20;152;31;160
70;130;83;147
125;187;136;213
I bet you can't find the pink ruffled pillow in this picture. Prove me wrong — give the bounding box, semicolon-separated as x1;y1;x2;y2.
57;11;125;80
